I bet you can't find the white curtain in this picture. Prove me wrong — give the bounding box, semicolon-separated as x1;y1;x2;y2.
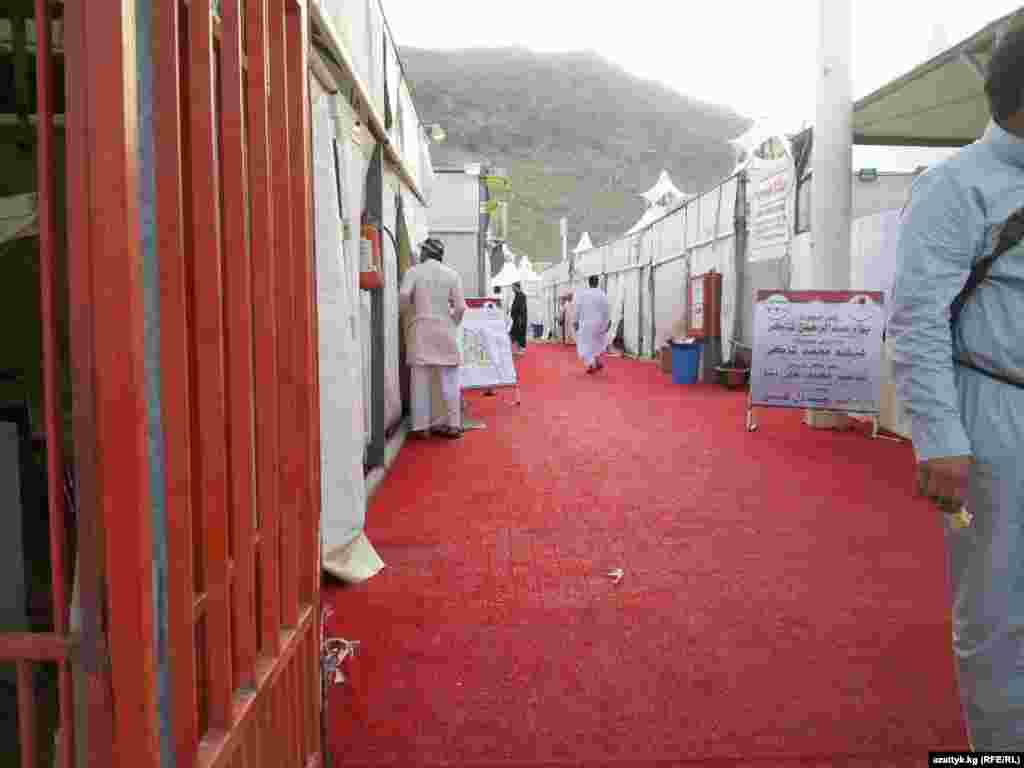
718;237;737;361
382;172;402;430
641;266;654;357
622;268;641;355
653;256;688;347
338;101;377;448
313;87;377;578
604;273;626;349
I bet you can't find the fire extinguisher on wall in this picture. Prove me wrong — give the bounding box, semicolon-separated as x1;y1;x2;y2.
359;215;382;291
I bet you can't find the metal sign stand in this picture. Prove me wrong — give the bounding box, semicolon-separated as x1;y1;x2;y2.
746;393;880;439
460;297;522;425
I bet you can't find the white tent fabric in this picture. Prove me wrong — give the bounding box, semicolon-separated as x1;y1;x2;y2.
573;231;594;254
518;255;541;284
622;268;641;355
518;255;544;334
382;171;402;430
626;204;669;236
577;248;603;277
492;246;522;288
604;273;626;350
653;256;689;347
339;107;377;447
641;170;686;208
641;266;655;357
850;209;903;312
313;88;381;583
717;237;737;361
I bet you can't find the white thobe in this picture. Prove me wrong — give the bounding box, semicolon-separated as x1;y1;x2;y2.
400;259;467;431
573;287;611;366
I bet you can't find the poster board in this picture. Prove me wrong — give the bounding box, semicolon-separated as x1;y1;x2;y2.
750;290;884;414
459;298;518;390
746;154;795;263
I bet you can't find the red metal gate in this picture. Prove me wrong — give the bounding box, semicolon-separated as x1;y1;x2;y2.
2;0;322;765
151;0;321;764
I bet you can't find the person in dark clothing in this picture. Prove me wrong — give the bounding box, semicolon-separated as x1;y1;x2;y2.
509;282;528;355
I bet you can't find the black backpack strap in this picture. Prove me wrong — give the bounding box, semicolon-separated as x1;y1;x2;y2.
950;205;1024;331
949;205;1024;387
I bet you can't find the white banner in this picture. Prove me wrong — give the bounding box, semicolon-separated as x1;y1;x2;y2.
747;155;795;263
459;305;518;390
750;290;884;414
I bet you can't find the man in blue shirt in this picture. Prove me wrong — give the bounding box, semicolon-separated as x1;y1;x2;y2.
889;27;1024;749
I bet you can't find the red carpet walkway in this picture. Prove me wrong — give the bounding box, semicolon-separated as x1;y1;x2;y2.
324;344;967;767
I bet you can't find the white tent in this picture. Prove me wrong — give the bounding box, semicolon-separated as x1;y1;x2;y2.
572;231;594;254
626;203;669;236
640;170;686;209
491;244;522;288
518;255;541;284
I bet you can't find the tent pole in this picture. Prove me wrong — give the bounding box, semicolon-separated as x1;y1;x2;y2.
807;0;853;430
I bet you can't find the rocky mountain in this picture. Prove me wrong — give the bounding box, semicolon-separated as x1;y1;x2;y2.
400;46;751;265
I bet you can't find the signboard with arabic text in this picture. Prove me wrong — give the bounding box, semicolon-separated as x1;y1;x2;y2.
458;299;518;390
750;290;884;414
746;154;795;263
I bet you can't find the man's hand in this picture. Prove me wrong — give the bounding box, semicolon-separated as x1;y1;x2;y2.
916;455;973;510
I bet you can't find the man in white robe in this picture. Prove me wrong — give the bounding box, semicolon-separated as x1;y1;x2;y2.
399;238;467;439
573;276;611;373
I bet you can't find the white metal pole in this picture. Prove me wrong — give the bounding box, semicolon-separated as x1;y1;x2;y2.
811;0;852;292
808;0;854;429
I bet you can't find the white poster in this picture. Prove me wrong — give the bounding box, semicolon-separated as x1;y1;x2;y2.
690;276;704;331
750;290;884;414
747;154;795;263
459;305;518;390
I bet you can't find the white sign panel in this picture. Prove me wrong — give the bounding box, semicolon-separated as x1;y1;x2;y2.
747;155;795;262
459;304;518;390
690;277;704;331
751;291;885;414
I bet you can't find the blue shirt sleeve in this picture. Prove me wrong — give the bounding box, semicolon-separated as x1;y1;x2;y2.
888;166;983;462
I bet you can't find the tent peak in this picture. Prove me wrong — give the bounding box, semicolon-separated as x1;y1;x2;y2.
640;171;685;209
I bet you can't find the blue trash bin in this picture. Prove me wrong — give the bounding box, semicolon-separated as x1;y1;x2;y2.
531;323;543;339
670;341;701;384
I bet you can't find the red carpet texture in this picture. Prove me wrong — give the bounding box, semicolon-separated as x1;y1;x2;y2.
324;344;967;767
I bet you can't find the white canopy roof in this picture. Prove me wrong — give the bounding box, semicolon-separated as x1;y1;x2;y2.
626;203;669;236
640;170;686;208
572;231;594;254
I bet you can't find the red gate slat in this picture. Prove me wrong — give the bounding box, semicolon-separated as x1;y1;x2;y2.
219;0;259;691
154;0;200;761
268;0;299;630
32;2;73;764
187;0;235;730
244;0;282;661
78;2;162;762
286;0;317;613
61;1;117;762
16;661;36;768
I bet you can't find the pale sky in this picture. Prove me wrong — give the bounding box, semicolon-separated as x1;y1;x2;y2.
387;0;1024;171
